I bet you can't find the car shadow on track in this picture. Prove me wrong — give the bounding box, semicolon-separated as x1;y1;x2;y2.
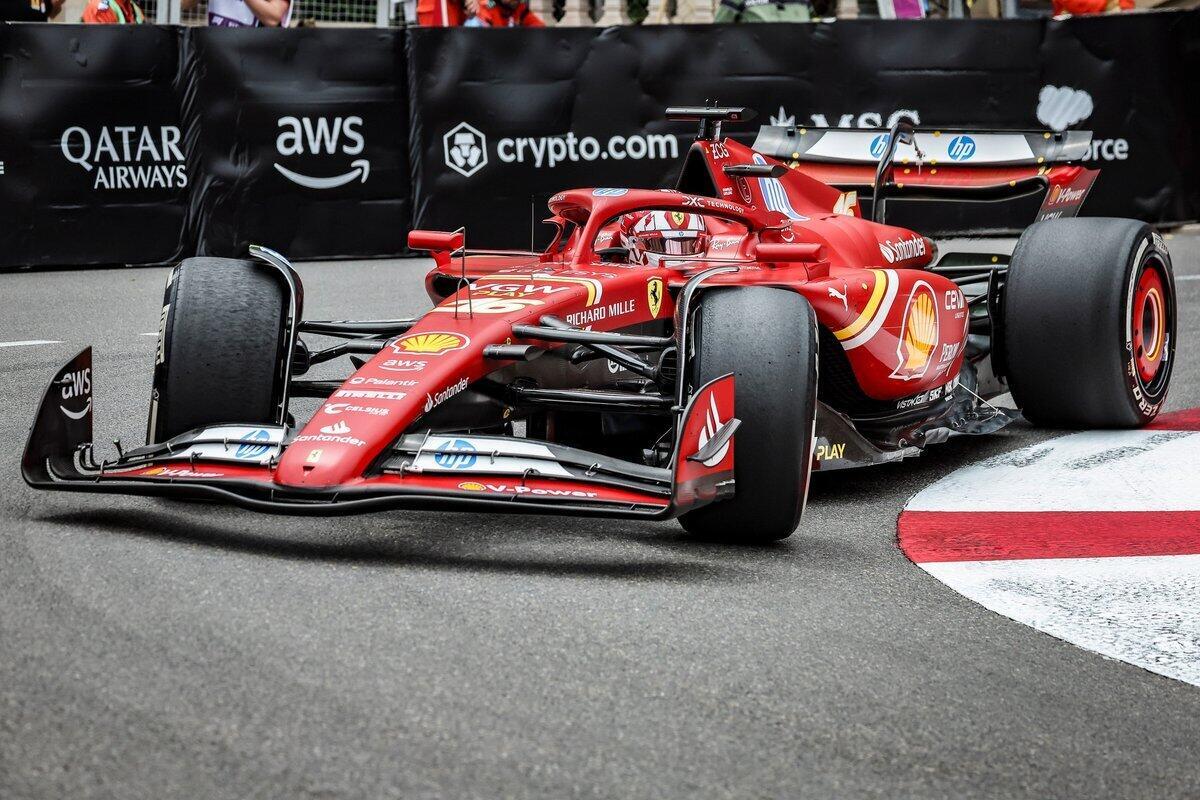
39;507;753;583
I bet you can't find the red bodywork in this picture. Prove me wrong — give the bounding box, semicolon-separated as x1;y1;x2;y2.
25;131;1050;517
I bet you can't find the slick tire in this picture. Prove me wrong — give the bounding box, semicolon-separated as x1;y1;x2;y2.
679;287;818;543
1004;218;1175;428
148;257;289;443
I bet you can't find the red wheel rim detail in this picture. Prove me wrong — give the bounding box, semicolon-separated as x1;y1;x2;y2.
1132;264;1167;385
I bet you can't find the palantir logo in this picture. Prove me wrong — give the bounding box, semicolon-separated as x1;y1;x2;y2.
948;135;976;161
444;122;488;178
273;115;370;190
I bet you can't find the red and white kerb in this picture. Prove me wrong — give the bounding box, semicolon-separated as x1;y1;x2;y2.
898;409;1200;685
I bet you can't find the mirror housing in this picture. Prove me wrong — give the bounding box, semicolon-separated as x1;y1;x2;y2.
408;229;464;252
755;242;824;263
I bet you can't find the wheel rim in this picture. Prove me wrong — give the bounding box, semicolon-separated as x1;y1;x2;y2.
1131;258;1169;388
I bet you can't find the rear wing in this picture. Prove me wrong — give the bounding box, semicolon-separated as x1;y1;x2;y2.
752;126;1093;167
751;125;1098;235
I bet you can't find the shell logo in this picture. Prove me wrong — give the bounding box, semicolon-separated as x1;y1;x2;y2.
391;331;470;355
890;282;939;381
459;481;487;491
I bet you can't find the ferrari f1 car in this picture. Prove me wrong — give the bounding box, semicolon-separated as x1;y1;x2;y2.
24;107;1177;542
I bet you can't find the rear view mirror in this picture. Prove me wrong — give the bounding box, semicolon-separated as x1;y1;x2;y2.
755;243;824;263
408;230;464;252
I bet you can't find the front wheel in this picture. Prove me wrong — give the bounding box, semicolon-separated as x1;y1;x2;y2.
148;257;290;443
1004;218;1176;427
678;286;818;543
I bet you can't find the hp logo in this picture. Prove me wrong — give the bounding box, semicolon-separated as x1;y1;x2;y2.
948;135;977;161
235;429;272;460
869;134;890;159
434;439;478;470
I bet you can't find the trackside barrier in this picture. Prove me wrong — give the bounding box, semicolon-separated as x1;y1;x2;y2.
0;12;1197;266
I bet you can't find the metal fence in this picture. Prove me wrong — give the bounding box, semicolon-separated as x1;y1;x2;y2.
136;0;1032;26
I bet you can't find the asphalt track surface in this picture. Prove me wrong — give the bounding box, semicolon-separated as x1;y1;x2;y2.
2;235;1198;800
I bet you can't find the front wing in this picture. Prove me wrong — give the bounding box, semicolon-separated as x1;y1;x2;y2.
22;348;737;520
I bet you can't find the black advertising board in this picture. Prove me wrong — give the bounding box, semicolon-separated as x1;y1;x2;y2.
0;25;188;267
181;27;410;259
0;12;1196;267
409;16;1200;247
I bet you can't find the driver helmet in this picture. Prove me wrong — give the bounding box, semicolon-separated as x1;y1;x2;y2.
619;210;709;265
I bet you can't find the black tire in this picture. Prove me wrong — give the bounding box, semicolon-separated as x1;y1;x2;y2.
1004;218;1175;428
148;257;289;443
678;287;818;543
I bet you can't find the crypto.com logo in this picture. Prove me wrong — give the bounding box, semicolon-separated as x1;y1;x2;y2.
444;122;487;178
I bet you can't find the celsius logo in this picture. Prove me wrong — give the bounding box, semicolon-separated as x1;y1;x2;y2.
274;115;369;189
444;122;488;178
947;136;976;161
60;126;186;191
869;134;890;159
879;236;927;264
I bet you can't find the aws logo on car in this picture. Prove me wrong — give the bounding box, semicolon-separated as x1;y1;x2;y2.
273;115;370;189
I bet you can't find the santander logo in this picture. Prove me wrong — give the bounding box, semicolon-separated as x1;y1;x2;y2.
879;235;927;264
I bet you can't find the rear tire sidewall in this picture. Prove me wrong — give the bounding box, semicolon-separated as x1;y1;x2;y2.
1004;219;1175;428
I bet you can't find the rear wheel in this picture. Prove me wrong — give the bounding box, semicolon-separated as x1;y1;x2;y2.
148;257;289;443
1004;218;1175;427
679;287;818;543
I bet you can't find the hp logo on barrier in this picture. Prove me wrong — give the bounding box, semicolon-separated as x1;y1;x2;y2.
948;135;977;161
869;134;890;159
434;439;479;470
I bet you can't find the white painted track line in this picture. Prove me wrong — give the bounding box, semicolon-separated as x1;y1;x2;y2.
0;340;62;348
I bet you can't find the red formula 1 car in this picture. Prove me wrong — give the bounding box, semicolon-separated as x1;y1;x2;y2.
24;107;1177;542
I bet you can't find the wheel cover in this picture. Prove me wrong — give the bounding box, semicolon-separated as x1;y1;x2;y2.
1131;260;1168;386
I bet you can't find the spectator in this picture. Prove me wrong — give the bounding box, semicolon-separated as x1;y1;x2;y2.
182;0;293;26
465;0;543;26
0;0;62;21
715;0;812;22
1052;0;1131;14
417;0;471;24
82;0;146;22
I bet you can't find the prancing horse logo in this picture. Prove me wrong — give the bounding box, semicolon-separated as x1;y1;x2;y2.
647;277;664;319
